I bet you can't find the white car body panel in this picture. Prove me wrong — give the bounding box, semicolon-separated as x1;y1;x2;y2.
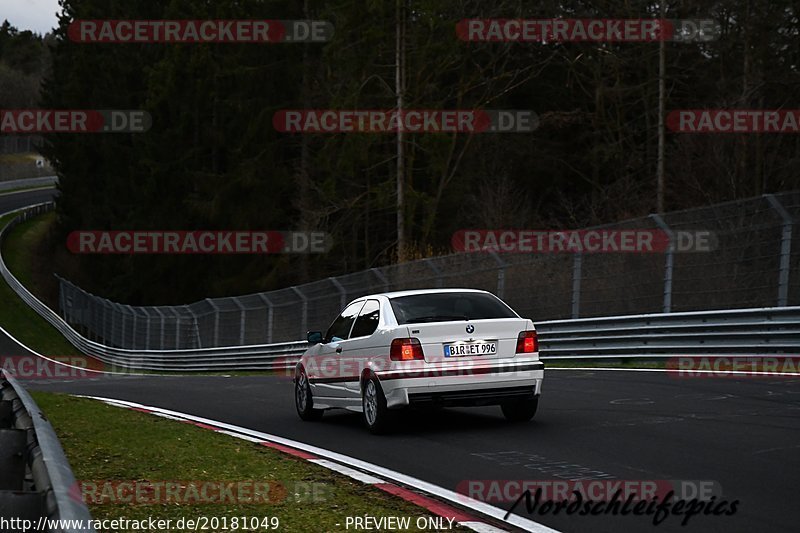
296;289;544;412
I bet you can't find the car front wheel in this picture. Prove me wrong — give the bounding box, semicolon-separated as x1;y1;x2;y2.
362;376;389;434
295;368;323;421
501;396;539;422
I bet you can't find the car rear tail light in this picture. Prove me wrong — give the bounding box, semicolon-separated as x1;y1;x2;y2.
390;338;425;361
516;330;538;354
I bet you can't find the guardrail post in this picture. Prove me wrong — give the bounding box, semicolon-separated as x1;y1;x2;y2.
64;292;73;325
424;258;444;288
102;299;110;345
186;305;201;349
765;194;794;307
258;293;274;344
142;308;152;349
172;307;182;349
291;286;308;338
58;279;67;320
329;276;347;309
233;297;246;346
650;214;674;313
89;294;98;342
206;299;220;347
571;252;582;318
488;251;507;299
371;267;389;292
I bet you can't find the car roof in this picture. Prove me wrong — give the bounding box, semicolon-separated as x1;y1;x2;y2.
367;288;493;300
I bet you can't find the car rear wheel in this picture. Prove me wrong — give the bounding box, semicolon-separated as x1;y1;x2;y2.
501;396;539;422
362;376;389;434
295;369;323;421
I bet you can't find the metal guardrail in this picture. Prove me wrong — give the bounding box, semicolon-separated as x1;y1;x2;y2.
537;306;800;358
2;203;798;372
0;370;95;533
0;203;306;371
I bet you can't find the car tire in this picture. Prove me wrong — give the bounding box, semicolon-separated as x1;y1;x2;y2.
295;368;323;421
362;376;389;434
501;396;539;422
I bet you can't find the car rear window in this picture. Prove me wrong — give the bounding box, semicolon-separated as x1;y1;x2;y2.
389;292;518;324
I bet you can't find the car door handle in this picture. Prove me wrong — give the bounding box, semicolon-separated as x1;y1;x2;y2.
335;346;342;353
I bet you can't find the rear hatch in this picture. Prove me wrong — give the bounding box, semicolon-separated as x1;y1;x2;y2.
406;318;530;363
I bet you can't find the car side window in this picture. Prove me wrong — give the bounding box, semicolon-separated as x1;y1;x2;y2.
325;301;364;342
350;300;380;338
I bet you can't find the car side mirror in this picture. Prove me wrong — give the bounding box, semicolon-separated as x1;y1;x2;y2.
307;331;323;345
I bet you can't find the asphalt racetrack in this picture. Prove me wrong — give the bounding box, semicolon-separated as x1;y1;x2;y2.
2;189;800;533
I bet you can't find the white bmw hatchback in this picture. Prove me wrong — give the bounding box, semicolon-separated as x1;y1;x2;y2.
294;288;544;433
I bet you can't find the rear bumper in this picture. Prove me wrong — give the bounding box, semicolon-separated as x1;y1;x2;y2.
408;385;537;407
375;359;544;408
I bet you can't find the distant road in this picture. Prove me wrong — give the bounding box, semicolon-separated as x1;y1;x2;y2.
0;175;58;193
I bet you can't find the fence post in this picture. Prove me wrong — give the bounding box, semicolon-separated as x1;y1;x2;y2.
172;307;182;349
186;305;200;349
233;297;246;345
291;286;308;339
102;300;110;345
206;299;220;347
154;307;166;350
58;277;66;320
488;251;507;299
571;253;582;319
329;277;347;309
765;194;794;307
64;292;73;325
650;214;674;313
89;293;98;342
126;305;137;350
258;294;274;344
423;258;443;288
143;308;152;350
117;303;127;347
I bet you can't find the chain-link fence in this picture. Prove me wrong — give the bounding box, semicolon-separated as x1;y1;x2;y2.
58;191;800;350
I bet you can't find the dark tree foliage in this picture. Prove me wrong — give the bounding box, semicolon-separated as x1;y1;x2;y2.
38;0;800;304
0;20;49;107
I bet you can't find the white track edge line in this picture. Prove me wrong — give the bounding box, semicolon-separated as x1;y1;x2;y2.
86;397;510;533
81;395;560;533
308;459;384;484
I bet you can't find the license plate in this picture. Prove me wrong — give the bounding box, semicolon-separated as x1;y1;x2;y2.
444;341;497;357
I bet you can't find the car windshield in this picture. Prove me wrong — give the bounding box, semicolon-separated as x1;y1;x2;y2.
389;292;517;325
